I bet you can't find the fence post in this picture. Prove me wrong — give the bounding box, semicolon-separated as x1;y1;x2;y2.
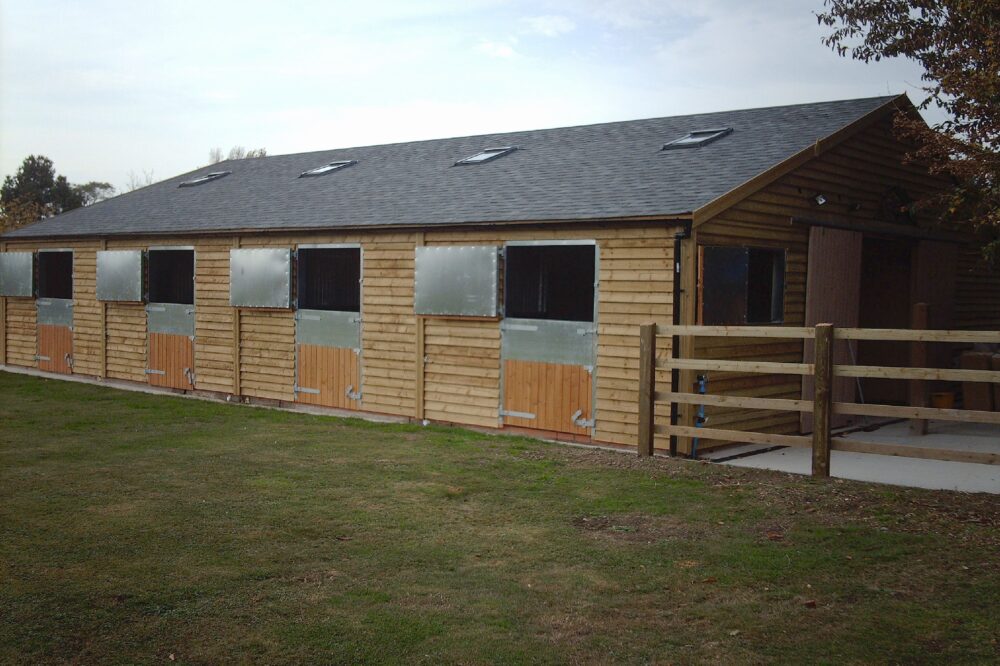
812;323;834;478
638;323;656;457
909;302;929;435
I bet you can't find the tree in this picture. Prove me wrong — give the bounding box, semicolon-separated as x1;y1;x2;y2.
209;146;267;164
818;1;1000;260
76;181;116;206
1;155;86;231
124;169;155;192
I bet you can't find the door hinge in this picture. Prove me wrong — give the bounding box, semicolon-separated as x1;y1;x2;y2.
295;385;321;395
500;409;536;420
35;354;51;362
571;409;595;428
145;369;166;376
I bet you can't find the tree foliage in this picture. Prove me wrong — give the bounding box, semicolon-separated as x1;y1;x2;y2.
818;1;1000;259
209;146;267;164
1;155;117;232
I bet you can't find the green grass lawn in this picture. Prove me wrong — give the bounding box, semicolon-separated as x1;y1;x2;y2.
1;372;998;664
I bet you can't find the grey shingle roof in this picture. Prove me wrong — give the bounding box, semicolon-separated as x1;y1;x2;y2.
4;96;896;239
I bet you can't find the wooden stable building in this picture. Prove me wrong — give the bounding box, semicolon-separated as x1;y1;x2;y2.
2;95;997;452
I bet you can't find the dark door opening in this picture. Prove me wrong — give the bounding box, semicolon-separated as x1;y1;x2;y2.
858;237;913;404
148;250;194;305
37;251;73;299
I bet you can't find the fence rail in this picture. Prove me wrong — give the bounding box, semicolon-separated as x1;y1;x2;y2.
638;316;1000;475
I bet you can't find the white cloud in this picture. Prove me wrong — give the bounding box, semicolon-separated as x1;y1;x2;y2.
476;39;519;58
523;15;576;37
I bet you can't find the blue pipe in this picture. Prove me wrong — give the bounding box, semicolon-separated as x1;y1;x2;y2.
691;374;707;459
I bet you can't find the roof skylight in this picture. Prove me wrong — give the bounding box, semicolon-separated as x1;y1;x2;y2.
179;171;231;187
299;160;357;178
455;146;517;165
662;128;733;150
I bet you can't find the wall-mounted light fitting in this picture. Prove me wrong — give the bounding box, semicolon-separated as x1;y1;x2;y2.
813;193;828;206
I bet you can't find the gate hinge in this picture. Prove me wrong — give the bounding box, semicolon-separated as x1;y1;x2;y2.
571;409;595;428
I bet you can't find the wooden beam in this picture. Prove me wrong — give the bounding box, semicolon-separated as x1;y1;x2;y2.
232;236;241;397
637;323;655;456
656;324;815;339
414;231;426;421
836;328;1000;344
661;358;814;376
676;233;698;454
790;216;965;243
658;391;812;413
657;424;811;448
831;439;1000;466
0;239;5;366
99;239;107;379
834;401;1000;425
835;364;1000;383
812;323;834;478
909;303;929;435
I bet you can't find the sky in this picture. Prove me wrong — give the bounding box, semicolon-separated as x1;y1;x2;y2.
0;0;940;192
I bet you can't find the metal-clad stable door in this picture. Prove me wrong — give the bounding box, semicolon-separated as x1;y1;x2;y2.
500;241;598;437
295;310;362;409
294;245;363;410
36;250;74;374
146;303;195;389
37;298;74;374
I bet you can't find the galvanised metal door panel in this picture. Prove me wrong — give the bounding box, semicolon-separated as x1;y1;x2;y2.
146;303;195;389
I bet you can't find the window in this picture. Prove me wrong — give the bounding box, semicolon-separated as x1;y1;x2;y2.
299;160;357;178
297;248;361;311
505;244;595;322
662;127;733;150
148;250;194;305
37;251;72;299
700;246;785;325
179;171;231;187
455;146;517;165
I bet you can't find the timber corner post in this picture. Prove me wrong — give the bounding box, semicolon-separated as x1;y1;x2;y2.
811;323;834;478
637;323;656;456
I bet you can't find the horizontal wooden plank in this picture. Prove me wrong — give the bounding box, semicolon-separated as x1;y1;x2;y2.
833;401;1000;425
836;328;1000;343
831;439;1000;466
655;425;811;448
656;324;815;339
835;365;1000;383
661;358;813;376
657;391;812;413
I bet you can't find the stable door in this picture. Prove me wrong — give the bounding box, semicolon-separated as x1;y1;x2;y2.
294;246;363;409
500;242;597;437
36;250;74;374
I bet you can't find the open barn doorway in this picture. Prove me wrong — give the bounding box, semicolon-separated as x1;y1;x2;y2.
36;250;74;374
294;245;362;409
146;248;195;389
500;241;597;438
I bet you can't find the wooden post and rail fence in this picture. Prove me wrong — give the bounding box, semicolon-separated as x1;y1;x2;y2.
637;318;1000;475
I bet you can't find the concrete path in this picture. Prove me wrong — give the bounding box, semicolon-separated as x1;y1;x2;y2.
714;421;1000;494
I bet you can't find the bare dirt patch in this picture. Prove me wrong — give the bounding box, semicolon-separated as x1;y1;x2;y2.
572;513;703;543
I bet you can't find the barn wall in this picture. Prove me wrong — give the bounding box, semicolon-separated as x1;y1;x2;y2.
2;222;677;448
955;244;1000;330
692;114;951;446
422;224;677;445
